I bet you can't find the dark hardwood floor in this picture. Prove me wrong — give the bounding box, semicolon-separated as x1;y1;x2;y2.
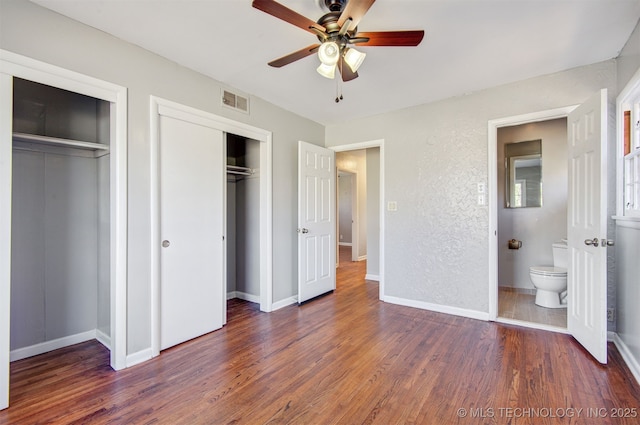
2;247;639;424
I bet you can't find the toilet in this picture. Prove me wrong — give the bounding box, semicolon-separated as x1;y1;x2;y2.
529;240;568;308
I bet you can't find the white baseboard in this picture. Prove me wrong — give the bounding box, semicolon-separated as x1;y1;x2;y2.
272;296;298;311
126;348;153;368
10;330;97;362
339;242;352;246
365;274;380;281
358;255;367;262
611;332;640;386
227;291;260;304
383;295;490;321
96;329;111;349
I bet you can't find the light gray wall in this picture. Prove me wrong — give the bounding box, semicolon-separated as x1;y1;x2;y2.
366;148;380;278
336;150;367;259
1;0;324;355
236;139;261;296
11;150;98;350
326;61;616;314
338;173;353;244
615;18;640;378
226;181;237;294
97;154;110;338
497;119;567;289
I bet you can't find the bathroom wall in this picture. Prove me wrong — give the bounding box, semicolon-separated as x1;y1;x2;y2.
497;118;568;289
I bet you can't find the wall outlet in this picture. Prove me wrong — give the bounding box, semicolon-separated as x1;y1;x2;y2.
387;201;398;211
340;234;343;240
607;308;615;322
477;194;485;206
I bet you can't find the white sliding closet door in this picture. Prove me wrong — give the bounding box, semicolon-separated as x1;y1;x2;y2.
159;115;224;350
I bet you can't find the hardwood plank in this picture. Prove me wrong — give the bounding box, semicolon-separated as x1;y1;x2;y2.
1;248;639;424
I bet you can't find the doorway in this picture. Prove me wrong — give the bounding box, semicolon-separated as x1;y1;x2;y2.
149;97;273;357
488;106;575;333
337;170;357;263
495;117;568;329
331;140;384;295
0;50;128;410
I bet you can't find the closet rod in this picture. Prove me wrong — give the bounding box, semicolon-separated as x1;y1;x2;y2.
226;165;254;176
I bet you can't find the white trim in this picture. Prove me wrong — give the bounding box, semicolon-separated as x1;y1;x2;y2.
616;66;640;216
611;332;640;386
0;50;128;410
150;96;273;358
126;349;153;368
357;255;367;262
383;295;490;321
9;330;97;362
365;274;380;282
613;216;640;229
496;317;569;334
271;296;298;311
487;106;576;322
96;329;111;349
330;140;385;300
338;242;353;246
0;72;12;411
227;291;261;304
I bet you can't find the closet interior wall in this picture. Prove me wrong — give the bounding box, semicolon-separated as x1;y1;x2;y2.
226;134;260;304
10;78;110;360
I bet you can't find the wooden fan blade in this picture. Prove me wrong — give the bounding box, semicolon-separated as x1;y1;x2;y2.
268;44;320;68
252;0;326;34
337;0;376;29
352;30;425;46
338;58;359;82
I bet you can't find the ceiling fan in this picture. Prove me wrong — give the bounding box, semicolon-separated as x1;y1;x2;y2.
252;0;425;82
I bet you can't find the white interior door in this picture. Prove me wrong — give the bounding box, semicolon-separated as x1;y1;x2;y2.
298;141;336;303
567;89;608;364
159;115;224;350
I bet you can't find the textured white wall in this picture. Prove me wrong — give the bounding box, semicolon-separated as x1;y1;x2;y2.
497;118;567;289
327;61;616;314
1;0;324;354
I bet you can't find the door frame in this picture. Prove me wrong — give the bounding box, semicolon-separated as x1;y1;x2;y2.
330;139;385;299
149;96;272;357
488;105;576;331
0;50;128;409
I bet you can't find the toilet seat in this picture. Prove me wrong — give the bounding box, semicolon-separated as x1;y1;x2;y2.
530;266;567;277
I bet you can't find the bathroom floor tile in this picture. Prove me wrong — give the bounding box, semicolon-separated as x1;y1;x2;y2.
498;287;567;328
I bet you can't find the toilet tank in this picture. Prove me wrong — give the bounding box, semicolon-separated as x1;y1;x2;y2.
552;241;568;269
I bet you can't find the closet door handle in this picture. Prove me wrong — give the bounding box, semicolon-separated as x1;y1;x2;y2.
297;228;309;234
162;240;171;248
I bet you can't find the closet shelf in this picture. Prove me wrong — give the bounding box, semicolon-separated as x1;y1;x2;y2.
13;132;109;151
226;165;254;176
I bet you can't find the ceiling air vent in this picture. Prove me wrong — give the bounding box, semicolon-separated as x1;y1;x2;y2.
222;89;249;114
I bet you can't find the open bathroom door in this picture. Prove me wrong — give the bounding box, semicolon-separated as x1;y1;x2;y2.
567;89;608;364
297;141;336;303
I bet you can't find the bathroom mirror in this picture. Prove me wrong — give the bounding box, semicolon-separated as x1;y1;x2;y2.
505;139;542;208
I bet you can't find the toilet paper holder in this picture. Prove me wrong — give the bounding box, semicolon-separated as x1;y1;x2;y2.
508;239;522;250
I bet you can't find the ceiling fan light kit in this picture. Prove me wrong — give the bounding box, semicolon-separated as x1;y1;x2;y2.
252;0;424;92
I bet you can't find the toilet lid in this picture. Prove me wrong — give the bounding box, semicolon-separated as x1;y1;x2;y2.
530;266;567;276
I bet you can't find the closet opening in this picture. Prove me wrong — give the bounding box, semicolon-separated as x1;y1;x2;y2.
226;134;261;310
9;77;112;363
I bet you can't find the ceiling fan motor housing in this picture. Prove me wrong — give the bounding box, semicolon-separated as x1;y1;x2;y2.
323;0;347;12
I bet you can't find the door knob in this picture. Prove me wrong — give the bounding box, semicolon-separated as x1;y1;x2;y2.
297;228;309;234
162;240;170;248
601;239;615;247
584;238;599;247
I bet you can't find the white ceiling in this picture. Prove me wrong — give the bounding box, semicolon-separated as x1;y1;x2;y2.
31;0;640;125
